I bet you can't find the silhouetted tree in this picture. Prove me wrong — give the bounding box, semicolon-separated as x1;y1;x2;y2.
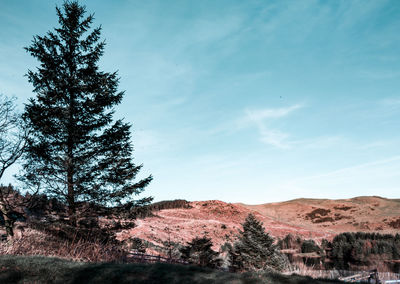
0;185;27;238
22;1;152;226
301;239;322;254
229;214;289;272
0;94;29;237
180;236;221;268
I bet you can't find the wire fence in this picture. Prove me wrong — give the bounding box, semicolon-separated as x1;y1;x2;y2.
287;269;400;282
126;252;188;265
127;252;400;282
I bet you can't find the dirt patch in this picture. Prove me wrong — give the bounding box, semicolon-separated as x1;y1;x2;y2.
333;206;353;211
333;213;352;221
306;208;331;219
305;208;336;224
312;217;335;223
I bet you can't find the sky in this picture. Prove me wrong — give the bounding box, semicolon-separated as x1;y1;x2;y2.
0;0;399;204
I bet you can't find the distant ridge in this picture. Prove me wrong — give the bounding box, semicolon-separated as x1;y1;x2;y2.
241;195;400;234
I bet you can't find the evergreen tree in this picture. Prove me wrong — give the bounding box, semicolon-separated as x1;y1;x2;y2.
301;239;322;254
22;1;152;225
229;214;288;272
180;236;221;268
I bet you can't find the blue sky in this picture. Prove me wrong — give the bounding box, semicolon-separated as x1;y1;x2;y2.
0;0;399;203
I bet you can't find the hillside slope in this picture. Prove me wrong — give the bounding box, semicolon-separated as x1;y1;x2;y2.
118;197;400;251
240;196;400;234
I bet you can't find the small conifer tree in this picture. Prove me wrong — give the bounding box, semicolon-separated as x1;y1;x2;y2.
229;214;289;272
180;236;221;268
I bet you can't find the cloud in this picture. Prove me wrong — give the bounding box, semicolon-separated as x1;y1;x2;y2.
259;127;290;149
292;135;347;149
244;104;303;124
240;104;303;148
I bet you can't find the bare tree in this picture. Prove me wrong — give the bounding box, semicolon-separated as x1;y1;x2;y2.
0;94;28;237
0;185;25;237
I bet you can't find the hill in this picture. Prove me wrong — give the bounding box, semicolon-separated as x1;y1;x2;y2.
118;196;400;251
241;196;400;234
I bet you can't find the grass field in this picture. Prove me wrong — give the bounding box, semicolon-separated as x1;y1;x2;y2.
0;255;346;284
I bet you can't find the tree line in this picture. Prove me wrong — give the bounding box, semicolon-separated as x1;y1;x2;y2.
128;214;291;272
128;214;400;273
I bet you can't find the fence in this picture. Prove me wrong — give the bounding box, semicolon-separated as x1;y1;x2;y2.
126;252;188;265
287;269;400;282
127;252;400;282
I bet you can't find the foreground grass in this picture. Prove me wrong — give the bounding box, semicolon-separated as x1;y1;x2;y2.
0;255;345;284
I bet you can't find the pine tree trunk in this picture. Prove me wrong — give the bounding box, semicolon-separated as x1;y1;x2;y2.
67;129;76;226
67;169;76;226
67;68;76;226
67;142;76;226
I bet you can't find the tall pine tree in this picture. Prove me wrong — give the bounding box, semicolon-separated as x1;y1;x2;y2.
22;1;152;225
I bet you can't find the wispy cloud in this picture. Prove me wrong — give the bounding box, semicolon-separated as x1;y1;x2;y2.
240;104;303;148
245;104;303;123
293;136;347;149
259;127;290;149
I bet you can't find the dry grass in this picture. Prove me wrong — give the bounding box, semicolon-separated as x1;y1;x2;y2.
0;227;126;262
0;255;346;284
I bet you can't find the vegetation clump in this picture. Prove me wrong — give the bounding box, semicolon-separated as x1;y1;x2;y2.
229;214;289;272
306;208;335;223
301;239;323;254
180;236;221;268
328;232;400;272
387;218;400;229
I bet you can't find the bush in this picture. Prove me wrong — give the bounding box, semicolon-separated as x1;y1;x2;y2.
126;237;147;254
